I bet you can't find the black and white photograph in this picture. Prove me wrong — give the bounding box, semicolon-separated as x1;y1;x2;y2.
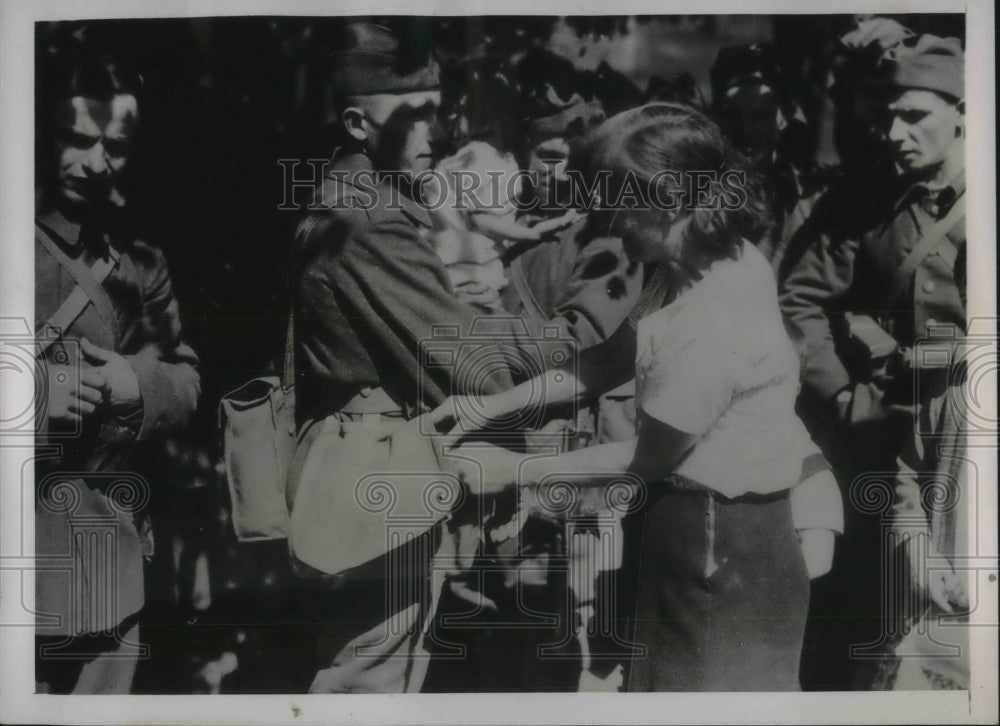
0;0;996;723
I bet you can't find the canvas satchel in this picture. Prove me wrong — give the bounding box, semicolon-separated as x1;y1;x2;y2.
288;408;461;577
218;313;296;540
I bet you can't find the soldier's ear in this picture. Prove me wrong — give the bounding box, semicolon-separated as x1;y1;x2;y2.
341;106;369;142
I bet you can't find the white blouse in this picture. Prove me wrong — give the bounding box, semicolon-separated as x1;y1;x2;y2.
633;240;812;498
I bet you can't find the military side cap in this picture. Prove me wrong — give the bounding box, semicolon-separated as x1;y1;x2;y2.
838;17;914;54
831;17;914;93
710;44;782;101
881;34;964;100
329;22;440;95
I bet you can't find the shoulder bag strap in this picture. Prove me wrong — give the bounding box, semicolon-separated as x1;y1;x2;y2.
35;222;121;357
882;194;966;310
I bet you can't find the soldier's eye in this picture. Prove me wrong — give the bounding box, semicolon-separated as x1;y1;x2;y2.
57;129;99;150
898;109;929;125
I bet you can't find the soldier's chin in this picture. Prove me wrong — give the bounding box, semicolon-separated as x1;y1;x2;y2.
894;151;923;172
410;155;434;174
58;185;104;209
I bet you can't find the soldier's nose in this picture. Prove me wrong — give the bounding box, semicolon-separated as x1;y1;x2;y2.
887;116;908;145
82;142;110;178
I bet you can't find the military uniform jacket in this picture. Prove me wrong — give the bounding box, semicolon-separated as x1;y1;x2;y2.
291;150;579;426
34;207;201;636
501;214;643;350
778;170;966;404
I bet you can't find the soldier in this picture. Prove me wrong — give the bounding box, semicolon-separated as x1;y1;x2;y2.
33;47;201;694
287;22;584;694
710;43;834;280
775;17;916;286
779;33;965;689
498;59;646;690
780;33;965;468
501;54;644;448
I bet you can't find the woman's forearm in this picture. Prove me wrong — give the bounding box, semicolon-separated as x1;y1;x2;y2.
489;320;639;420
519;438;637;486
487;367;588;419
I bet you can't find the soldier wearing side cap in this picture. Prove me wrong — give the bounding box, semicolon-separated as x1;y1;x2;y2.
780;33;966;467
502;49;643;353
710;43;836;281
287;22;594;694
778;33;966;688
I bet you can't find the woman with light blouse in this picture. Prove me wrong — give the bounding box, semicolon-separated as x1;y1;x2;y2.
431;103;842;691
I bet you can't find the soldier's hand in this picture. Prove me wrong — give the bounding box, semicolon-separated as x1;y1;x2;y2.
428;394;508;435
835;382;914;427
80;338;141;413
45;362;108;424
452;280;500;307
440;442;523;496
907;539;969;613
531;209;585;238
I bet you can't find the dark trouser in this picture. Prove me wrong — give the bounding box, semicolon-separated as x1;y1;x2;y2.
36;618;141;694
798;403;912;690
626;486;810;692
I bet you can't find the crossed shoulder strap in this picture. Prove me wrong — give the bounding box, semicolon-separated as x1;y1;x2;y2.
35;221;121;357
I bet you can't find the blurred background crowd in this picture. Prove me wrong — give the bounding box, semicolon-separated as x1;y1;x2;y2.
34;13;966;694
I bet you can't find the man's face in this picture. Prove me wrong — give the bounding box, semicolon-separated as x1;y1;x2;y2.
363;90;441;174
51;94;137;209
717;84;781;167
884;89;963;174
526;135;571;208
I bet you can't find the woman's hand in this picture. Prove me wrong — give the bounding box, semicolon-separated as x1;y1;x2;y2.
439;442;524;496
427;394;508;435
798;528;835;579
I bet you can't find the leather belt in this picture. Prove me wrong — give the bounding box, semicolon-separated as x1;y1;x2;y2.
661;474;790;504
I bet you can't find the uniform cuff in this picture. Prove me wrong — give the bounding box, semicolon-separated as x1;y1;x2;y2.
124;350;170;441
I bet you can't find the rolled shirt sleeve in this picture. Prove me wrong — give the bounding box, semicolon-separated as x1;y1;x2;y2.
790;449;845;534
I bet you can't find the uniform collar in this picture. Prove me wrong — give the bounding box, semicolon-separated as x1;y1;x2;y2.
326;148;433;228
36;206;114;261
894;166;965;220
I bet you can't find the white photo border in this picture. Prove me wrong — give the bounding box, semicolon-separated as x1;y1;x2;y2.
1;0;995;723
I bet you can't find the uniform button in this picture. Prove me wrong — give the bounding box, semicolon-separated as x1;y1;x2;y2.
359;386;371;397
923;280;936;293
926;318;938;328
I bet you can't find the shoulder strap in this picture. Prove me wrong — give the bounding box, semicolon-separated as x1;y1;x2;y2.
507;258;549;321
35;222;121;357
283;304;295;388
883;194;966;309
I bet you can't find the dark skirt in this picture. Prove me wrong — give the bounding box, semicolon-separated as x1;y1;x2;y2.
626;484;810;692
